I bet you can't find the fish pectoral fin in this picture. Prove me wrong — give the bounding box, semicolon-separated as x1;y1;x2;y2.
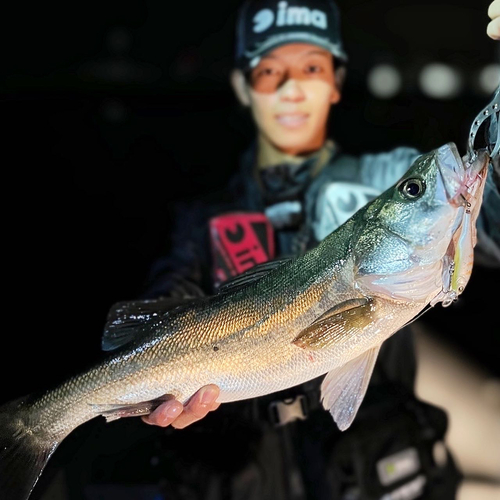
292;298;376;350
102;296;200;351
91;397;171;422
321;345;381;431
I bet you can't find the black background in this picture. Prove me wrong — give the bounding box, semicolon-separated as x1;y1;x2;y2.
1;0;499;404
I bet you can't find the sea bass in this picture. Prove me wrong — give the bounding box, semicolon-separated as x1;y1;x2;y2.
0;143;490;500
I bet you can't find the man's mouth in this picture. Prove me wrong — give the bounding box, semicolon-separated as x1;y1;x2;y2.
275;113;309;128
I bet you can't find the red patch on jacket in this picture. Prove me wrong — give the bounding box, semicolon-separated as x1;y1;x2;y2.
209;212;275;287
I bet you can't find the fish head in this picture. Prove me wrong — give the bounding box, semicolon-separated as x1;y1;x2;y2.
354;143;489;303
374;143;485;246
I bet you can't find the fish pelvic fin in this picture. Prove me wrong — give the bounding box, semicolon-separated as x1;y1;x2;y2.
0;397;60;500
292;298;376;350
321;345;381;431
90;396;173;422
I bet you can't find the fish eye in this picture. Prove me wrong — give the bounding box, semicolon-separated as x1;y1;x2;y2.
398;178;425;200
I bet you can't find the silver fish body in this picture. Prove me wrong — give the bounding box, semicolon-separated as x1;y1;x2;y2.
25;220;410;436
0;142;490;500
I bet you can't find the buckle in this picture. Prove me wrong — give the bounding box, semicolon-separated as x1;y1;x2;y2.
268;395;308;427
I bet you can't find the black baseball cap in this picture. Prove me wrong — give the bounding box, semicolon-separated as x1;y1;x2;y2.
234;0;348;70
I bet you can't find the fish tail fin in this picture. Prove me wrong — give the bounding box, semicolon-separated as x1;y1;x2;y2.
0;397;61;500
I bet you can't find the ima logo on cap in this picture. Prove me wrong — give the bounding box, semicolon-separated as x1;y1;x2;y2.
253;1;328;33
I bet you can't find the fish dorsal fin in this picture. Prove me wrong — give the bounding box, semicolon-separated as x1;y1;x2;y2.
102;296;198;351
217;257;291;294
321;345;381;431
292;298;375;350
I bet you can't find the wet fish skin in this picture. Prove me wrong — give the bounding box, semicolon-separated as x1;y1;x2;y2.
0;143;489;500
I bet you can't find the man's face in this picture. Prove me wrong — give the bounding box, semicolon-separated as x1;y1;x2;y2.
246;43;342;155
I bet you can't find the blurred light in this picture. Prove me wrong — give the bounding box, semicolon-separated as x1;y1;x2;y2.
419;63;462;99
101;99;127;123
77;25;162;84
367;64;402;99
170;48;202;82
106;26;132;55
478;64;500;95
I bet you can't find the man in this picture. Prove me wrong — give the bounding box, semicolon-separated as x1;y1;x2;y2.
138;1;500;499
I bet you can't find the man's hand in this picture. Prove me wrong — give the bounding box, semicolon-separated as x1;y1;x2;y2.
488;0;500;39
142;385;221;429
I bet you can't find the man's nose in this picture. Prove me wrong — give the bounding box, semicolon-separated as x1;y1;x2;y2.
278;78;306;102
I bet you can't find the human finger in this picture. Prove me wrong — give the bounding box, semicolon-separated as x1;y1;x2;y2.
488;0;500;20
487;18;500;40
141;398;184;427
487;1;500;39
171;385;220;430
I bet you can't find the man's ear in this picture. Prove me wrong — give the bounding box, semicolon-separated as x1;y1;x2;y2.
230;69;251;107
335;65;347;91
331;65;347;104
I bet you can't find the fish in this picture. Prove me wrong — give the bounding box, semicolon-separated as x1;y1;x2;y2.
0;142;491;500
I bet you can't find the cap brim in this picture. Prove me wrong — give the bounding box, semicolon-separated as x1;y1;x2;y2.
241;31;348;69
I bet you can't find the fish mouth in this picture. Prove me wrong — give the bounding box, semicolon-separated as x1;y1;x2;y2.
436;143;488;206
